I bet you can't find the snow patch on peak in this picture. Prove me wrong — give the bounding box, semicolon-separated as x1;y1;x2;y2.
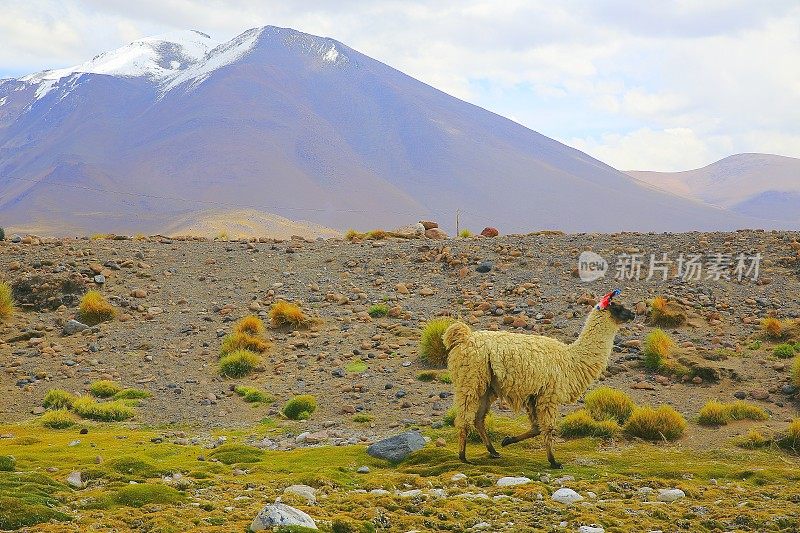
161;27;264;93
323;44;339;63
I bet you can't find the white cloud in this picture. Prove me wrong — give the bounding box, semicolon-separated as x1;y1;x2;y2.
1;1;798;170
569;128;734;171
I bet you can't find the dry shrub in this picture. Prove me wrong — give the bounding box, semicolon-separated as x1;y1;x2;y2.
269;300;313;329
761;317;788;340
776;419;800;453
218;350;262;378
220;331;271;355
792;355;800;387
643;328;675;370
648;296;686;327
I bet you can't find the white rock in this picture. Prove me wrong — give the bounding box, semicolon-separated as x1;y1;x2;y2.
496;476;532;487
579;526;605;533
283;484;317;505
430;488;447;498
451;473;467;482
657;488;685;502
398;489;423;498
249;503;317;531
551;488;583;504
369;489;390;496
67;471;83;488
472;522;491;529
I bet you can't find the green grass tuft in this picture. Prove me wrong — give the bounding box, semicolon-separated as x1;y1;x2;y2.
773;343;796;358
72;397;134;422
89;380;123;398
208;444;264;464
113;484;184;507
112;388;151;400
218;350;262;378
234;385;274;403
283;395;317;420
368;304;389;318
43;389;75;410
40;409;76;429
698;401;768;426
346;360;368;373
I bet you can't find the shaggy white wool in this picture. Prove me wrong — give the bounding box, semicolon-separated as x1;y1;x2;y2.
444;306;623;462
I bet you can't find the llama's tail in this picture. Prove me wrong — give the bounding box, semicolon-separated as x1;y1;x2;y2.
445;322;491;432
443;321;472;351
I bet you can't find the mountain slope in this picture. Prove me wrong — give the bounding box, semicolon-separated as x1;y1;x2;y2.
627;153;800;223
0;26;780;235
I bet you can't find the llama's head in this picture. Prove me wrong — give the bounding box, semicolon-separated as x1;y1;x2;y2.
596;289;635;325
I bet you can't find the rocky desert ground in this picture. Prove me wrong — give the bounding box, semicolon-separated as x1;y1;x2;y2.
2;229;800;532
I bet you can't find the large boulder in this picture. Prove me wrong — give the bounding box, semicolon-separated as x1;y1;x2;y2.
419;220;439;230
250;503;317;531
63;319;89;336
480;227;499;237
366;431;425;462
424;228;448;240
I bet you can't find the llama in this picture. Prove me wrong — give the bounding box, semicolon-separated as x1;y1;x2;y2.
443;289;634;467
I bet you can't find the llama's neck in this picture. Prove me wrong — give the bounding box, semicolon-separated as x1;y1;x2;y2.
565;309;619;401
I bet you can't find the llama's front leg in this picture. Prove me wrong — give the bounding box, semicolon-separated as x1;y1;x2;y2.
502;395;540;447
537;401;562;469
475;389;500;458
455;396;480;464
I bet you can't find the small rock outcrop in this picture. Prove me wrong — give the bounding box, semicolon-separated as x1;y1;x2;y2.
480;227;499;237
250;502;317;531
366;431;425;462
63;319;89;336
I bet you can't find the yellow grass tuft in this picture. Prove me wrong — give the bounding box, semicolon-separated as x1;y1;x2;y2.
40;409;77;429
233;315;266;336
584;386;635;423
269;300;312;329
419;317;456;368
89;380;123;398
0;281;14;321
559;409;619;438
78;290;116;325
43;389;75;410
777;419;800;453
220;331;271;355
643;328;675;370
72;397;135;421
623;405;686;441
792;355;800;387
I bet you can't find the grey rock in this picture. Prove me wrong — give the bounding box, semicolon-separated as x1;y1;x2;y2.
93;274;105;284
476;262;493;273
366;430;425;462
657;488;686;502
249;502;317;531
551;487;583;504
63;319;89;336
496;476;531;487
67;471;84;488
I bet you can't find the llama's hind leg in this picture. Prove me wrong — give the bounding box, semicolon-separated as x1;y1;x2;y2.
536;400;562;469
475;389;499;458
456;397;480;464
501;395;540;447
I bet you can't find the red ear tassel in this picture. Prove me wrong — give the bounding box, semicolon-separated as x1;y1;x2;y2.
596;289;621;310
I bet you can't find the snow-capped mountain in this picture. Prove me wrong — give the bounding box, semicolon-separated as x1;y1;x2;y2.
0;26;783;235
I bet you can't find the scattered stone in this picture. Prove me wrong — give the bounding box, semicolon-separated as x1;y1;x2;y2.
424;228;448;240
476;262;492;273
551;488;583;504
67;471;84;488
657;488;686;502
63;319;89;336
496;476;531;487
579;526;605;533
749;389;770;401
249;503;317;531
356;466;370;474
283;484;316;505
366;431;425;462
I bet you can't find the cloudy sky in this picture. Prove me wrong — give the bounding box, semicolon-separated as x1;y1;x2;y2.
2;0;799;171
